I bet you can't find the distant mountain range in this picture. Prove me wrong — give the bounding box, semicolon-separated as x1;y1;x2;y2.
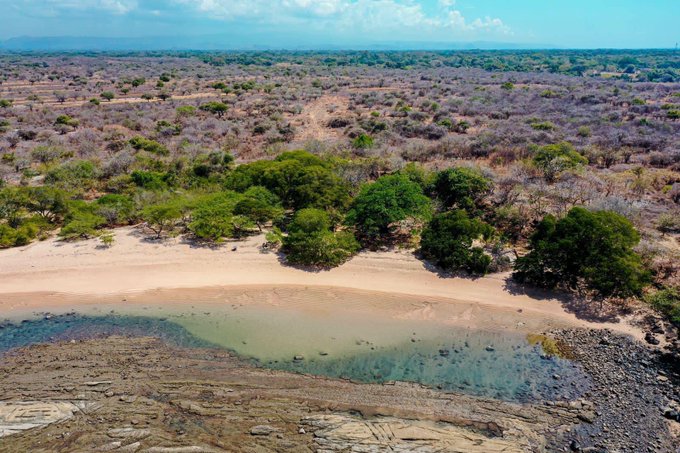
0;35;558;52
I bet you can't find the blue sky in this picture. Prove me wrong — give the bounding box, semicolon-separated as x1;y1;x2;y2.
1;0;678;48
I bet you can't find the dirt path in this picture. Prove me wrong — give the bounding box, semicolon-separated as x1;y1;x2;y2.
293;94;349;142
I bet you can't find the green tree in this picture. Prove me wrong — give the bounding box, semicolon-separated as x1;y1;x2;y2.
226;151;349;210
432;167;492;212
243;186;281;206
95;194;135;226
656;213;679;236
288;208;332;233
24;187;69;223
200;102;229;118
45;160;99;192
131;170;170;190
188;192;255;241
397;162;434;190
283;208;359;267
531;142;587;182
0;187;29;227
233;192;283;231
346;174;431;245
100;91;115;102
59;202;106;241
129;136;169;156
420;210;495;274
176;105;197;118
141;201;182;239
99;232;115;248
0;222;39;248
645;287;680;326
284;230;360;268
513;207;650;298
54;115;79;128
352;133;374;149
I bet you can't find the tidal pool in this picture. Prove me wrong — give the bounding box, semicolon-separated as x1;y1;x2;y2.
0;300;588;402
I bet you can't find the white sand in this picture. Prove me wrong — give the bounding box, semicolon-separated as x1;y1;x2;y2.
0;226;641;337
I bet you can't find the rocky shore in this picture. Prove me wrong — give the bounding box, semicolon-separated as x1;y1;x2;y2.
552;329;679;453
0;328;677;452
0;335;602;452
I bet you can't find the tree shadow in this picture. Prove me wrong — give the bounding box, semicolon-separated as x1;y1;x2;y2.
127;225;176;246
129;225;253;251
275;251;329;274
414;252;485;281
177;235;231;251
503;277;624;324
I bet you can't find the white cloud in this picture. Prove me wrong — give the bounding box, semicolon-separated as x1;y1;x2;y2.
8;0;510;39
18;0;138;15
173;0;510;35
99;0;137;14
283;0;347;17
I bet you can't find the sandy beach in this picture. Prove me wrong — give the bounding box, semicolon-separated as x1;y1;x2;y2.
0;226;642;338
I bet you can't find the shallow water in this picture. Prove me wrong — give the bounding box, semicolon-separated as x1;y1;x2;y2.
0;304;588;402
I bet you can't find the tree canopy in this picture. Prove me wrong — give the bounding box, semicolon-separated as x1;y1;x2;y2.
513;207;650;298
420;210;495;274
225;151;350;210
531;142;588;182
283;208;359;267
432;167;492;212
346;174;431;245
199;102;229;118
189;192;254;241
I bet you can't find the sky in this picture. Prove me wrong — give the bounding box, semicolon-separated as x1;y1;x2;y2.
0;0;678;48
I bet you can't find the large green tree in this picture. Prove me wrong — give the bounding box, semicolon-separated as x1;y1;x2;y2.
420;210;495;274
24;186;69;223
189;192;254;241
199;102;229;118
284;230;360;268
59;208;106;241
513;207;650;298
225;151;349;210
432;167;492;212
346;174;431;245
282;208;359;268
141;200;183;239
531;142;587;182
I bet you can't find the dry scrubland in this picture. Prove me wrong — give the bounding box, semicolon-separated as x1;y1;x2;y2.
0;52;679;315
0;49;679;453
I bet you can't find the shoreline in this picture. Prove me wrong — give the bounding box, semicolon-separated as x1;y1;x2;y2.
0;226;643;338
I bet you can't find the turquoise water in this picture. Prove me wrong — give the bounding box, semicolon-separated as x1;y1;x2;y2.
0;313;588;402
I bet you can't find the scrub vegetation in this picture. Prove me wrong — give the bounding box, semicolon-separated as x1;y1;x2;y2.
0;50;678;320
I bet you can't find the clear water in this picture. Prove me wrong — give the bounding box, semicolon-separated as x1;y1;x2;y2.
0;310;588;402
